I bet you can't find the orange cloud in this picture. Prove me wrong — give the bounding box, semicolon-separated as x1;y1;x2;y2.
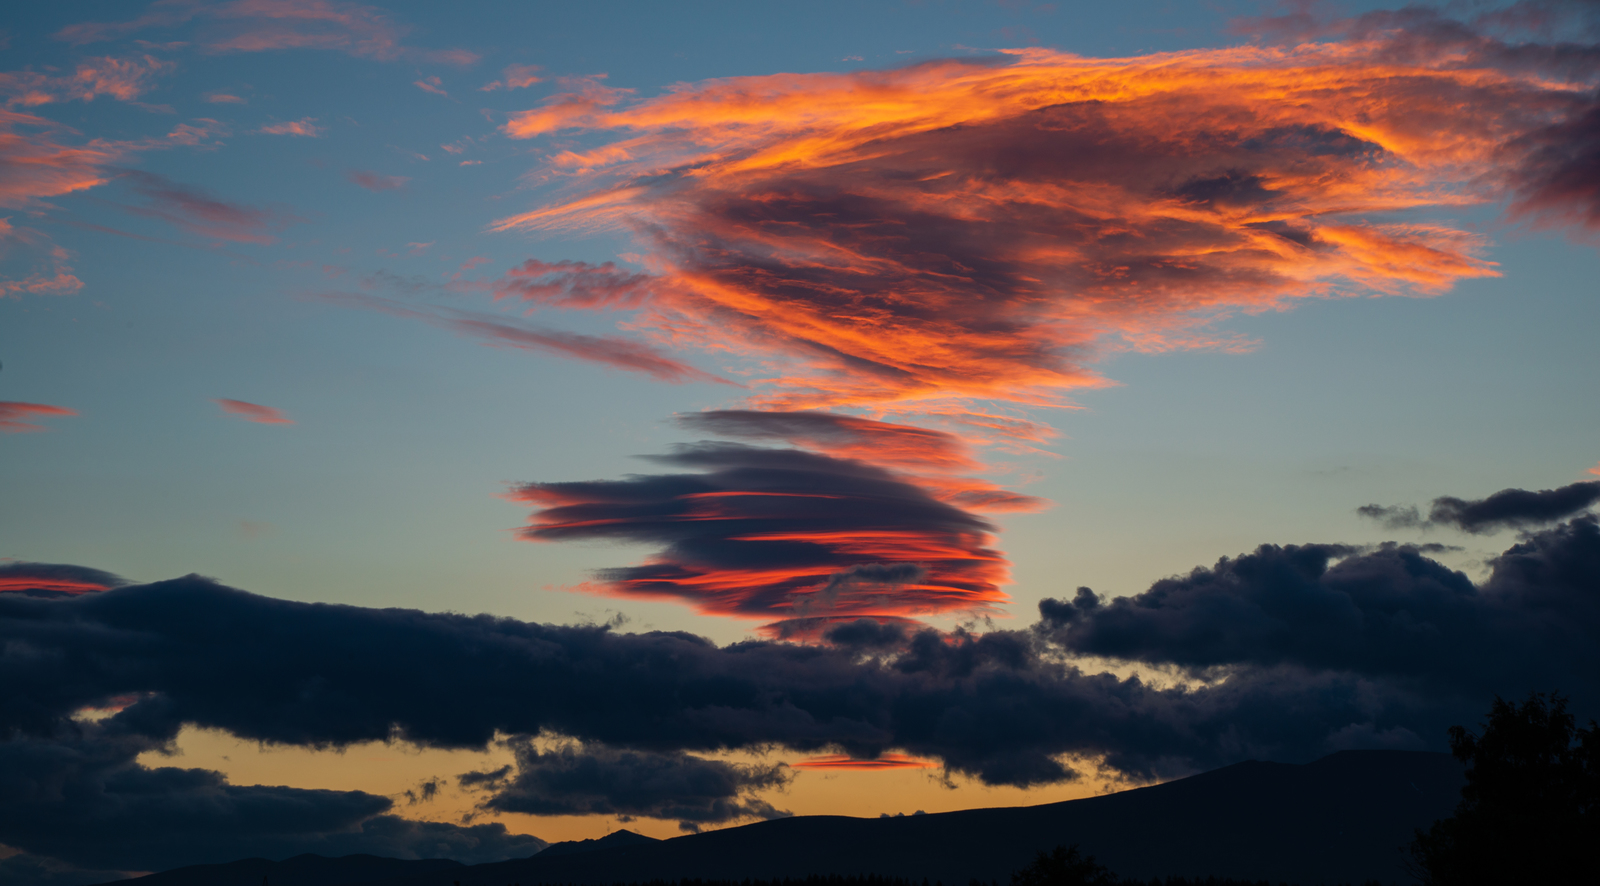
482;36;1600;414
1589;462;1600;478
481;64;543;92
258;117;323;137
0;401;77;432
204;92;246;104
792;754;935;770
414;75;447;97
57;0;479;66
215;398;294;424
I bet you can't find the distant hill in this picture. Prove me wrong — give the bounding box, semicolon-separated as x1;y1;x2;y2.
532;829;661;859
369;750;1463;886
113;750;1463;886
100;853;463;886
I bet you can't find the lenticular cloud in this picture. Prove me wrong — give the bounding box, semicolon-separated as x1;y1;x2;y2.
489;27;1598;413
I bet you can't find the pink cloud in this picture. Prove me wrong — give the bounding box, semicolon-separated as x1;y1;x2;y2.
481;64;542;92
0;55;174;107
204;92;246;104
405;241;432;256
0;109;118;208
344;169;409;191
215;398;294;424
1;217;84;297
413;76;447;97
0;401;78;433
258;117;323;137
1589;462;1600;478
56;0;479;66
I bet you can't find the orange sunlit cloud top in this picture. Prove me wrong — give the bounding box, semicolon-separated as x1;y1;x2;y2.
483;38;1600;413
792;754;936;770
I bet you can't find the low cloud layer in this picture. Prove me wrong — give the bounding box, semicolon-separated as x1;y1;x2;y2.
1359;480;1600;533
467;741;791;832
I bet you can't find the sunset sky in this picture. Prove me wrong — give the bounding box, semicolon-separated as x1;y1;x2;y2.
3;1;1599;883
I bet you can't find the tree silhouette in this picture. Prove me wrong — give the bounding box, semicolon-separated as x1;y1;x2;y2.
1409;692;1599;885
1010;844;1117;886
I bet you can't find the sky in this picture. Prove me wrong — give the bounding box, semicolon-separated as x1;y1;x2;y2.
2;1;1599;883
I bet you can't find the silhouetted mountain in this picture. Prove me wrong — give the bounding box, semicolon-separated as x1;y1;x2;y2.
535;830;661;859
368;750;1462;886
98;853;462;886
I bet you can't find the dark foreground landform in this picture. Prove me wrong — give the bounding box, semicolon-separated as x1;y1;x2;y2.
109;749;1463;886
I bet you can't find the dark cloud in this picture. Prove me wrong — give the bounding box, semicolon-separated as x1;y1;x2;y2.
1429;481;1600;532
0;712;545;876
474;741;791;832
510;441;1009;633
0;561;128;596
1;514;1595;875
1359;480;1600;533
677;411;978;472
1037;520;1600;701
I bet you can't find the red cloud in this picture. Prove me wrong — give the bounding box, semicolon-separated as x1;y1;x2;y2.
318;291;736;386
258;117;323;137
215;398;294;424
481;64;543;92
0;561;126;596
57;0;478;66
345;169;409;191
0;401;77;432
485;34;1600;415
791;754;935;770
117;169;302;244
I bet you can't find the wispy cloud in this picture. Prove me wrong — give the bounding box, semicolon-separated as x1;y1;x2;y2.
0;401;77;432
413;75;446;96
203;91;246;104
0;55;174;107
318;291;736;386
215;398;294;424
258;116;323;137
116;169;302;244
56;0;479;66
344;169;409;191
480;63;542;92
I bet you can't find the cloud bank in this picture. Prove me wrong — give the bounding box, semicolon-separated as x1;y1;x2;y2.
2;510;1595;876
